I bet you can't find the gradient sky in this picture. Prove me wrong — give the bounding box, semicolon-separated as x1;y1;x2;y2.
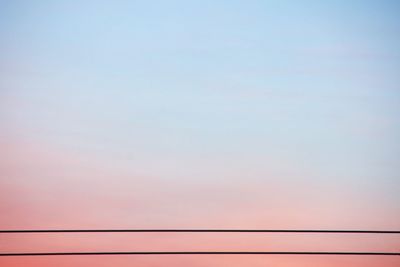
1;1;400;266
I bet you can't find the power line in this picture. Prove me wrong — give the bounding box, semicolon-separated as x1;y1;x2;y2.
1;229;399;234
0;251;399;257
2;229;397;258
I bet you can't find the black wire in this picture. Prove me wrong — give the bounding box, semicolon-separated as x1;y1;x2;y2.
0;251;399;257
1;229;399;234
2;229;398;257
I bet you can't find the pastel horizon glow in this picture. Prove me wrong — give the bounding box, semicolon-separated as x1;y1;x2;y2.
1;1;399;266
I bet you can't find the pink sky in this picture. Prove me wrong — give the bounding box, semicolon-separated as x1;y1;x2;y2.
1;135;399;266
1;1;400;266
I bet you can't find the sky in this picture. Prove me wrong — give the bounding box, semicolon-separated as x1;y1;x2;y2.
0;0;399;266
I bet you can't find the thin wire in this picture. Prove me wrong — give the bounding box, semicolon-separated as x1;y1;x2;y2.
0;251;399;257
2;229;398;257
1;229;399;234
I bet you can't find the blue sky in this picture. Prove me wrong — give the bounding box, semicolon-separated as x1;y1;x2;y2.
3;0;399;172
1;1;399;266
